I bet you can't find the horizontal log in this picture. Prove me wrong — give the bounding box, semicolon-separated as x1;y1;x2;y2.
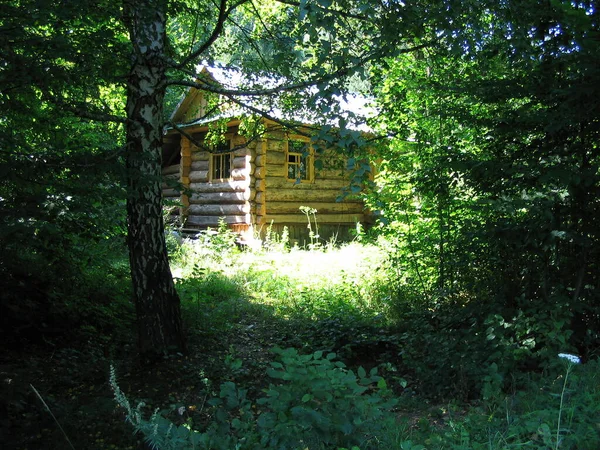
230;168;249;181
265;176;347;190
187;203;250;216
266;188;357;203
255;155;265;167
186;214;251;226
163;172;179;181
266;151;286;165
233;147;249;157
232;155;247;169
189;191;250;204
161;182;180;190
255;179;266;191
269;165;290;178
265;139;285;152
315;168;351;180
162;164;180;175
189;170;209;182
263;213;366;224
189;181;248;192
191;151;210;161
162;188;181;197
191;160;209;171
266;202;364;215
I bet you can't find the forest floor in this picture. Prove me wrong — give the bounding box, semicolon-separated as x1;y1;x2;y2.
5;241;596;449
1;307;434;450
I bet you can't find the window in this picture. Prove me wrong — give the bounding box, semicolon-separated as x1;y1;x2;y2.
211;140;232;180
287;139;312;182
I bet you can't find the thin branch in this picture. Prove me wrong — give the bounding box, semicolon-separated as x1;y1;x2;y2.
174;0;249;69
167;41;433;96
168;118;266;155
275;0;370;21
225;12;271;70
222;91;316;137
44;92;127;124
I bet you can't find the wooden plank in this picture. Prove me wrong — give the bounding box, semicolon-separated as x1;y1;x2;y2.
188;203;250;216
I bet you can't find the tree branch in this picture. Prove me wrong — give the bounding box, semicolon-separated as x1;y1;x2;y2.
174;0;249;70
275;0;370;21
44;92;127;124
167;41;432;96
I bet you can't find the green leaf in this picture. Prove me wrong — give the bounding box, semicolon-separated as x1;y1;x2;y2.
357;366;366;379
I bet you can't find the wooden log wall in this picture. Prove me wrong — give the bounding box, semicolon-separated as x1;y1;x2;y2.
262;134;365;226
253;139;267;225
184;135;253;232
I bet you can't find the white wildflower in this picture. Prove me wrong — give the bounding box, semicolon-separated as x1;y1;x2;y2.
558;353;581;364
177;406;186;416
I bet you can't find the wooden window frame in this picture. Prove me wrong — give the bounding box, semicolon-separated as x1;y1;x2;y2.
286;137;314;183
210;139;233;181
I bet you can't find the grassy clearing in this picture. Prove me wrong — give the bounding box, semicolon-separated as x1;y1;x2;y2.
3;233;600;449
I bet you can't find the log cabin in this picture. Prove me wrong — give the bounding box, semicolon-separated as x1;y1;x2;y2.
162;67;372;245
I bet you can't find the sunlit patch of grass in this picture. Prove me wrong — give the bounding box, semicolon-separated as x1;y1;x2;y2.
172;239;389;322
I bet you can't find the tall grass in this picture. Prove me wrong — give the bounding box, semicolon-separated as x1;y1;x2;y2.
157;231;600;450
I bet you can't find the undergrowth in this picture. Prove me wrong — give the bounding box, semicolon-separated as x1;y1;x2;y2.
111;230;600;449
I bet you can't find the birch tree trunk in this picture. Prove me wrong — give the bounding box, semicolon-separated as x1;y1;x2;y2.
123;0;185;361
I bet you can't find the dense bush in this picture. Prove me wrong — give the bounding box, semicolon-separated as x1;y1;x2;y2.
111;348;399;450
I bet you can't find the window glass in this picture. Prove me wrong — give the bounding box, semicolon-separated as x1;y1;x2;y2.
287;140;310;181
211;140;231;180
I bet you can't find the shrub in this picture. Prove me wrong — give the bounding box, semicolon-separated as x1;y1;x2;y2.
111;348;398;449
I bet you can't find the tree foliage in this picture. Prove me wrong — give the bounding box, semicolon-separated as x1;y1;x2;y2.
369;0;599;394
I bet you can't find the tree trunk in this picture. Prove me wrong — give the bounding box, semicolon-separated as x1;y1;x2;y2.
123;0;185;361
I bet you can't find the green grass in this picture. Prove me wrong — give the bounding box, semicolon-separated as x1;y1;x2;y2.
164;235;600;450
4;232;600;449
